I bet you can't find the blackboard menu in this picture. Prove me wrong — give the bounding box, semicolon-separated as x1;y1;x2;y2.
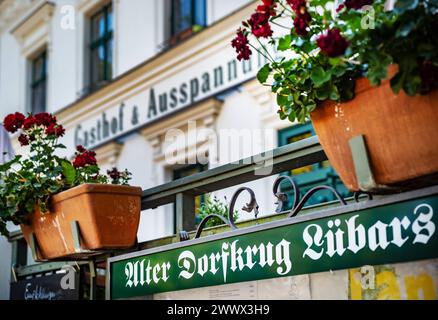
10;273;80;300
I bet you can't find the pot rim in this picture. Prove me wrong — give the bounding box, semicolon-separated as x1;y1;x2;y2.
51;183;142;203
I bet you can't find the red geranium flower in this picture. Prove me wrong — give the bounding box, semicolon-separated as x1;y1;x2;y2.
248;12;273;38
85;151;97;165
294;11;311;36
231;30;252;61
256;0;277;16
287;0;307;13
73;149;97;168
317;28;349;57
18;134;29;146
107;167;121;180
336;4;346;12
35;112;57;127
22;116;38;130
73;155;86;168
76;145;87;153
286;0;311;37
3;112;25;133
45;123;65;137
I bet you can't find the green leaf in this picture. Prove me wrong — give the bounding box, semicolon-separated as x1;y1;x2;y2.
332;65;348;77
5;195;16;207
61;160;76;185
278;109;287;120
280;60;294;70
25;200;36;213
328;57;341;67
338;78;356;101
305;96;317;113
278;35;292;51
367;52;392;86
49;185;61;193
287;110;296;122
0;156;21;172
277;94;289;106
0;219;9;237
403;75;422;96
329;85;340;101
396;21;416;37
418;43;435;59
315;83;332;100
311;66;331;87
257;64;271;84
390;72;405;94
273;73;282;81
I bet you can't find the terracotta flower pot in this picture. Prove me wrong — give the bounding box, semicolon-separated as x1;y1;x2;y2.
311;67;438;193
21;184;142;260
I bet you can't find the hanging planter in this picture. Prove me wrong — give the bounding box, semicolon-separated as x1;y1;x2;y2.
0;112;141;260
20;184;141;260
311;66;438;192
231;0;438;193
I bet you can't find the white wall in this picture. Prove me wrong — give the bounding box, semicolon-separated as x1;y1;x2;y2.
0;237;11;300
49;0;79;113
115;0;160;75
0;0;253;117
0;32;23;119
213;89;278;220
208;0;252;24
116;132;174;242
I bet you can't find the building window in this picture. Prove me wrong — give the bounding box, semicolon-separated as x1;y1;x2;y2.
30;51;47;114
89;3;113;91
170;0;206;42
278;123;352;209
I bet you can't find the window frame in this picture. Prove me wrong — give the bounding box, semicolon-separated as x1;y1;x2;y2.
277;123;351;208
88;2;113;91
172;163;207;180
170;0;207;39
30;50;48;115
278;123;325;172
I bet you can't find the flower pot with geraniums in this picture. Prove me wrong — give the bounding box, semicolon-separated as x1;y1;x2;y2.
0;112;142;260
231;0;438;192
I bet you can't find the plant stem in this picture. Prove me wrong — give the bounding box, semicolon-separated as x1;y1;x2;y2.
270;20;291;30
248;43;273;64
256;37;278;64
277;0;294;15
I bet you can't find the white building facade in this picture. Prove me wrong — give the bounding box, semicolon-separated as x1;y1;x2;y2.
0;0;354;299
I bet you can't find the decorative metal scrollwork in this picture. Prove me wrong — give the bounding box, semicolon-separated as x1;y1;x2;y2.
354;191;373;203
194;187;259;239
229;187;260;224
193;182;347;239
272;175;301;213
288;185;347;218
194;214;236;239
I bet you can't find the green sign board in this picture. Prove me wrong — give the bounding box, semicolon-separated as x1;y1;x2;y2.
108;189;438;299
